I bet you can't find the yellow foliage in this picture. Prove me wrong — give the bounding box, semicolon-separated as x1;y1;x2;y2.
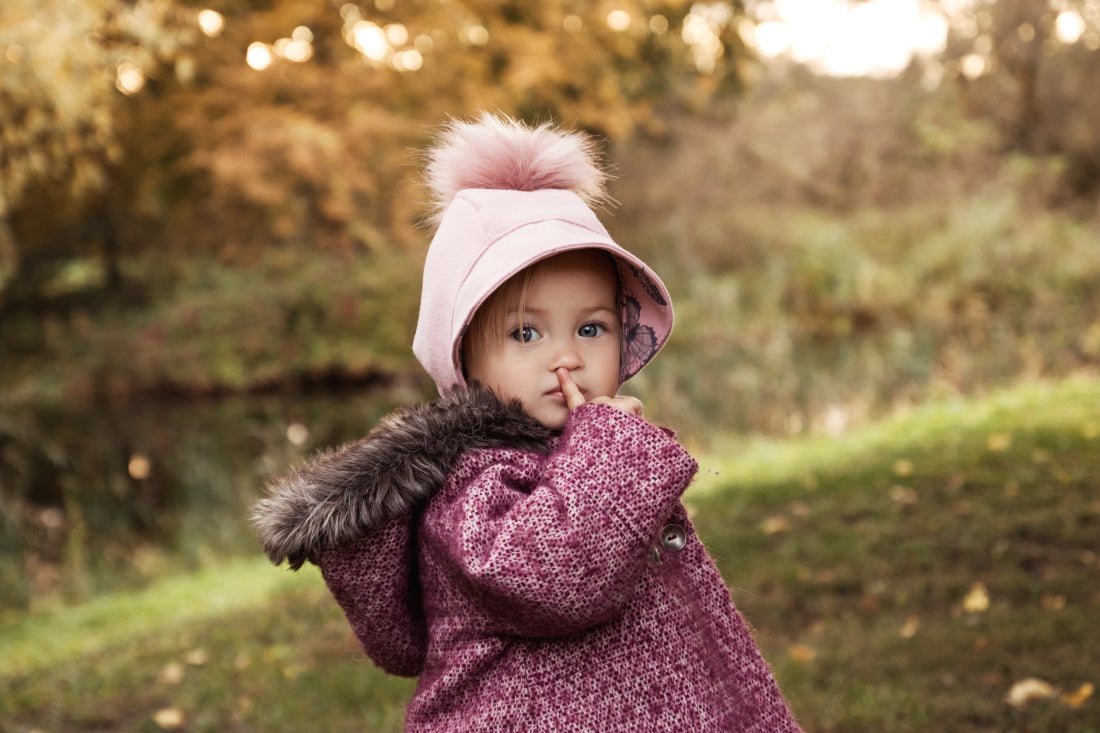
1004;677;1055;707
962;582;990;613
788;644;817;662
1060;682;1095;709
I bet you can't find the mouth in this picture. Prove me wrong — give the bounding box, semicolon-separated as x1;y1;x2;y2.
544;387;572;401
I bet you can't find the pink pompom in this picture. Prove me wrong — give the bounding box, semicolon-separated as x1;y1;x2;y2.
423;113;610;228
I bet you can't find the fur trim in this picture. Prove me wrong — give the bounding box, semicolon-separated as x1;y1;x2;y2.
423;112;611;229
252;384;554;569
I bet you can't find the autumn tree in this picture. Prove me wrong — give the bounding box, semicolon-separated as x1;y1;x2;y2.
0;0;197;293
1;0;749;295
938;0;1100;196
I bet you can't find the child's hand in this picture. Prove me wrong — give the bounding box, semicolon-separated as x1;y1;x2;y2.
557;368;643;418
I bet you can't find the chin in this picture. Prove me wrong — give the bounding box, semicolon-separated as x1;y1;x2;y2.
536;416;568;431
530;408;568;432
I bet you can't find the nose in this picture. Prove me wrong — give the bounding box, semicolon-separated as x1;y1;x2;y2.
548;338;583;372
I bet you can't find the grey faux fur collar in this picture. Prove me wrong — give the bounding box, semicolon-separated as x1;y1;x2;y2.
252;384;555;569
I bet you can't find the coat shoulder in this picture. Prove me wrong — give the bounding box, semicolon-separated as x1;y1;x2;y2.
251;385;554;568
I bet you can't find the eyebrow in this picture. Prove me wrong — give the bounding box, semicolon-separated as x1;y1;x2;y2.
507;304;618;317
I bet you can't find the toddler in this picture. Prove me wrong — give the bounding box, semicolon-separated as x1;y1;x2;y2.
254;114;801;731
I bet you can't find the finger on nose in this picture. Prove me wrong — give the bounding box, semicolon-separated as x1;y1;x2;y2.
556;368;585;408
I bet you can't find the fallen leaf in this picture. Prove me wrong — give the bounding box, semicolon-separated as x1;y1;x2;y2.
1061;682;1094;708
185;648;209;666
889;485;918;505
1005;678;1055;708
953;501;973;516
153;707;186;729
788;644;816;662
760;516;790;535
157;662;184;685
1040;594;1066;611
981;671;1006;687
899;616;920;639
963;582;990;613
892;459;914;477
790;502;811;517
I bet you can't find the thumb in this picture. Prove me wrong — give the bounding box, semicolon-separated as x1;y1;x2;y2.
557;368;586;410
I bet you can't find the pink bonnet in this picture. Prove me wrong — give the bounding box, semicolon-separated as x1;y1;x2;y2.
412;114;673;394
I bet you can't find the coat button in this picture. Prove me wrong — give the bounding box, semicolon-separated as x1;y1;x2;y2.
659;524;687;552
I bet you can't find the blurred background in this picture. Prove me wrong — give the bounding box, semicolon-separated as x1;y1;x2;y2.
1;0;1099;727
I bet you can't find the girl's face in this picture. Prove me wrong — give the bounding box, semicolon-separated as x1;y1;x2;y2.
465;251;621;431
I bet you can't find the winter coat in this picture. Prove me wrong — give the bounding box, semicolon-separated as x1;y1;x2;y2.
254;385;801;732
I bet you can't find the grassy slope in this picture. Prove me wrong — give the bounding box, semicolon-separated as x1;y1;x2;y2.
2;376;1098;732
692;375;1100;732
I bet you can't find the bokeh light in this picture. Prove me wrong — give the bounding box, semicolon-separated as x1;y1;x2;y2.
961;52;987;78
286;423;309;446
682;3;731;72
392;49;423;71
197;9;225;38
459;24;490;47
128;453;152;480
607;10;632;32
246;42;274;70
1056;10;1086;44
385;23;409;46
115;61;146;94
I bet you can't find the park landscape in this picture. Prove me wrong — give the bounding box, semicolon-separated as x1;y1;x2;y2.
2;0;1099;730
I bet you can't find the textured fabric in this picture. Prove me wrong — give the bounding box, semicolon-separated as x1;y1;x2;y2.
293;396;801;732
253;385;554;570
413;187;674;394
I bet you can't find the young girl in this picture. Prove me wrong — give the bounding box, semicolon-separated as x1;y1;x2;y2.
253;114;801;731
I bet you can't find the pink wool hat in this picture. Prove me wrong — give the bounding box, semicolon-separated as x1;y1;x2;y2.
413;114;673;394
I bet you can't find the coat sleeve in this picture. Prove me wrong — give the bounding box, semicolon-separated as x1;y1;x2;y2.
423;402;698;638
317;516;427;677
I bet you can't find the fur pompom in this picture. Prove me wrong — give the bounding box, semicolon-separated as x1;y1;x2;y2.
423;113;610;228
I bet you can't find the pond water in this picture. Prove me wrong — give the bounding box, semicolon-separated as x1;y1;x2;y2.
0;383;425;610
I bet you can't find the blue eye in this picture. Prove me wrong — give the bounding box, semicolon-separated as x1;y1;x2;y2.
578;323;605;338
510;326;540;343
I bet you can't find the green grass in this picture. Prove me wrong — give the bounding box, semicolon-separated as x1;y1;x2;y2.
2;376;1098;731
1;558;414;732
691;375;1100;732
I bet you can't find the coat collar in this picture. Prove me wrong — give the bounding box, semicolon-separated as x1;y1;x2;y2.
252;384;554;569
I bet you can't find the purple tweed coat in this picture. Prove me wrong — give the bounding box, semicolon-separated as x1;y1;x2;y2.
254;386;801;732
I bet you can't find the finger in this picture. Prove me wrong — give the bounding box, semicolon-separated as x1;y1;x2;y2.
607;396;643;416
556;368;586;410
591;395;644;418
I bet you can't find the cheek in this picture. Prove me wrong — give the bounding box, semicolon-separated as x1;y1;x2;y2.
595;346;622;393
481;355;529;396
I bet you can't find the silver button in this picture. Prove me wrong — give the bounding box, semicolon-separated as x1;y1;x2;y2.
659;524;687;552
